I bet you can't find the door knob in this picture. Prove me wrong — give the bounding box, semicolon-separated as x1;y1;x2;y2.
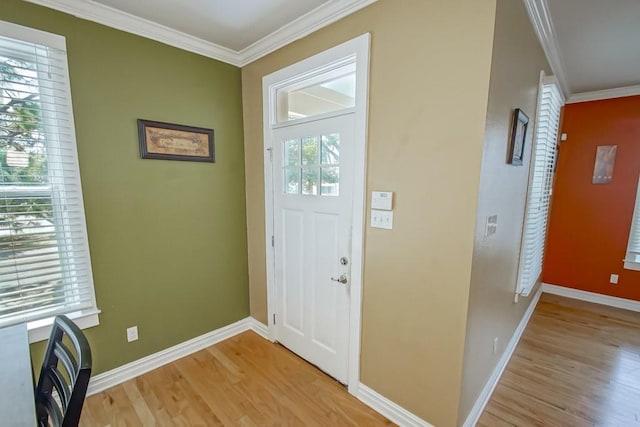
331;274;348;284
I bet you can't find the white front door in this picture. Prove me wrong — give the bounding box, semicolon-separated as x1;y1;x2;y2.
272;113;354;383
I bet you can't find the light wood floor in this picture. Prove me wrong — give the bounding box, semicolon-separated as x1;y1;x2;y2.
478;293;640;426
80;331;393;426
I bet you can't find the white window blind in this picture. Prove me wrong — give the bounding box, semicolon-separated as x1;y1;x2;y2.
0;21;97;328
517;79;564;295
624;177;640;271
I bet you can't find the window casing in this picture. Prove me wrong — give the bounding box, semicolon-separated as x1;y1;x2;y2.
0;21;98;337
517;76;564;296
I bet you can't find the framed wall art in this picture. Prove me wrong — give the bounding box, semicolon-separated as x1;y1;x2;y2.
138;119;214;162
592;145;617;184
508;108;529;166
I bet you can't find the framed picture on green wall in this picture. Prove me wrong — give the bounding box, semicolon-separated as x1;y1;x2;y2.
138;119;214;162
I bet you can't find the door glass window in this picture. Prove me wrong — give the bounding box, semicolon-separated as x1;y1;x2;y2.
284;139;299;165
320;133;340;196
301;137;319;165
302;167;318;196
283;133;340;196
321;167;339;196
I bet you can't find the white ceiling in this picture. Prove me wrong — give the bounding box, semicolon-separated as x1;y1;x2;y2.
91;0;328;52
24;0;640;100
545;0;640;95
24;0;377;66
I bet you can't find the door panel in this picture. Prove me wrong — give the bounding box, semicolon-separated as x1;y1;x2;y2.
311;212;339;351
273;114;354;383
282;208;304;335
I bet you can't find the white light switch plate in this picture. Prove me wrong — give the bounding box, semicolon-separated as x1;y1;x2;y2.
371;209;393;229
485;214;498;237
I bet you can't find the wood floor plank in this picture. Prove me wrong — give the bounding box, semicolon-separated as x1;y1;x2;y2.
217;334;333;424
479;293;640;426
123;380;157;426
81;331;392;426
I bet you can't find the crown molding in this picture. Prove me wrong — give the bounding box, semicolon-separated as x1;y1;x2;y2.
567;85;640;103
22;0;238;66
23;0;378;68
524;0;570;98
236;0;378;66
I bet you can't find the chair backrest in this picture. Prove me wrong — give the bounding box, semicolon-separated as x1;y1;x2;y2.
35;315;92;427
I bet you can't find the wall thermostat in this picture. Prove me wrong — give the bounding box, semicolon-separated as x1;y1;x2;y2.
371;191;393;210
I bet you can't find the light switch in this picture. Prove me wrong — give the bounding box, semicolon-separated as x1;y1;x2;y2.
371;209;393;229
485;215;498;237
371;191;393;210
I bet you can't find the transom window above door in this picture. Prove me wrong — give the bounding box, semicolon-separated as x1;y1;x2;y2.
283;133;340;196
275;62;355;124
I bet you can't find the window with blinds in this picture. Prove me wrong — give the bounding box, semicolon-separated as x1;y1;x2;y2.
0;21;97;328
624;177;640;271
516;78;564;296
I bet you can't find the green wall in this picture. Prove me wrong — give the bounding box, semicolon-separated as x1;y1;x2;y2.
2;0;249;374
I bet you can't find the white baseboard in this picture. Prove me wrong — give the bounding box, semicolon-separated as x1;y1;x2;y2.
542;283;640;312
247;317;270;339
462;286;542;427
357;383;433;427
87;316;265;395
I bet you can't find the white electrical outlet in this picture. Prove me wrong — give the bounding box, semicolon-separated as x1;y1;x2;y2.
610;274;619;284
493;337;498;355
126;326;138;342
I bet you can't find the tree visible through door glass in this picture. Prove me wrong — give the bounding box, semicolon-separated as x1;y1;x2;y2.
283;134;340;196
321;167;339;196
321;134;340;164
284;167;300;194
321;133;340;196
285;139;299;165
301;137;319;165
302;167;319;195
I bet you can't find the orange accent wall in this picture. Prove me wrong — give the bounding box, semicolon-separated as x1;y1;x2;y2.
543;95;640;300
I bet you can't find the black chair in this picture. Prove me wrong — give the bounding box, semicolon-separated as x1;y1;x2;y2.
35;315;92;427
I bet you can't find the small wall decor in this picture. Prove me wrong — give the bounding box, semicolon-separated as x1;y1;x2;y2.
138;119;214;162
508;108;529;166
592;145;617;184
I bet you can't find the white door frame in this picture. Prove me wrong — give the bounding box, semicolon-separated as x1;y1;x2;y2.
262;33;370;394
